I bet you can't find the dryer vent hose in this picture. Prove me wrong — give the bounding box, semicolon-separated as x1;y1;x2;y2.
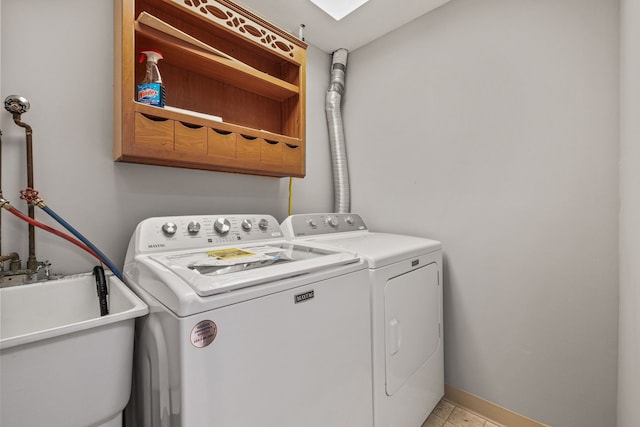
326;48;350;214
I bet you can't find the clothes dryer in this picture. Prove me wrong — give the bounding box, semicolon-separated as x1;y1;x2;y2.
124;214;373;427
281;213;444;427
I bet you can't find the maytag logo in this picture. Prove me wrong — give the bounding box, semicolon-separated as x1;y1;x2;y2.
294;290;314;304
148;243;166;248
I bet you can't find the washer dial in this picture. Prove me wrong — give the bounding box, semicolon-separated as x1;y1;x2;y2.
187;221;201;235
162;222;177;236
213;217;231;235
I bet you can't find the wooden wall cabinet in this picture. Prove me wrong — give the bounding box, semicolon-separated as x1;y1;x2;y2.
114;0;307;177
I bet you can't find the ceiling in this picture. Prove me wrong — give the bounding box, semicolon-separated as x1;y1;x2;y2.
238;0;453;53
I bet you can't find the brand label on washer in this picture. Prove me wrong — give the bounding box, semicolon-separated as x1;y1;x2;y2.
294;290;314;304
191;320;217;348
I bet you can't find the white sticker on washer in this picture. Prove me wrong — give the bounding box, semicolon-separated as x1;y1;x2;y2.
191;320;217;348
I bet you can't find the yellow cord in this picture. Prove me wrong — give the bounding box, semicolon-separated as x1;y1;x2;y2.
288;177;293;215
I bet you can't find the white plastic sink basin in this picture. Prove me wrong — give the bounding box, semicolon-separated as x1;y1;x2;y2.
0;272;148;427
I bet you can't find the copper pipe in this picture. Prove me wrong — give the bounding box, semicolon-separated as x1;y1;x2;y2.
0;129;3;258
11;115;37;271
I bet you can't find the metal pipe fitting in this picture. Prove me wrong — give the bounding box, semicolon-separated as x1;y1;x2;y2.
0;252;20;264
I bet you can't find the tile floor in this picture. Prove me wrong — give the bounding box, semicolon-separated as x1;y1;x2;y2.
422;399;504;427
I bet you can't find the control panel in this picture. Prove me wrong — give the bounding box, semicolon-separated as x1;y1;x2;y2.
135;214;283;253
281;213;368;238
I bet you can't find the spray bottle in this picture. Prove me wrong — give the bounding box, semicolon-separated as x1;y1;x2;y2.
136;49;166;107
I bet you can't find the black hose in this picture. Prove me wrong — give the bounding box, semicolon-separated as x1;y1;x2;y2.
93;265;110;316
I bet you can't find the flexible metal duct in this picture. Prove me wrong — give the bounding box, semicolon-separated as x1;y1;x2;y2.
326;48;350;213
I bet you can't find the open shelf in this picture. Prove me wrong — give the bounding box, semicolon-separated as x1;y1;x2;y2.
114;0;307;177
135;22;299;101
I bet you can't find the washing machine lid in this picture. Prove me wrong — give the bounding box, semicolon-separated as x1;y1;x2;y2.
148;242;360;296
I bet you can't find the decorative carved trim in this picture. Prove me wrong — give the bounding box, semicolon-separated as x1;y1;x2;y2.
165;0;304;63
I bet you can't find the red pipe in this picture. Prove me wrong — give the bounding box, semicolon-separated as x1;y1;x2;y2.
5;206;103;262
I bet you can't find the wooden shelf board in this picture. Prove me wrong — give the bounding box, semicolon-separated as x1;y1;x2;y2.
135;22;299;101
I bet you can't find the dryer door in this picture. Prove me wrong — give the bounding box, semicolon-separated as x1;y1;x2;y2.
384;262;440;396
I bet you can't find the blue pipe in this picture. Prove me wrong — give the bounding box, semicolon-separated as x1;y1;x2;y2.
40;205;123;280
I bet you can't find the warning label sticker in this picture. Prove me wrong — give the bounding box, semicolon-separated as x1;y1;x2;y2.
191;320;217;348
206;248;255;260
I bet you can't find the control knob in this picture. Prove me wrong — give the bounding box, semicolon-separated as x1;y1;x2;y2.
345;216;354;225
258;218;269;230
306;218;317;228
213;217;231;235
241;219;253;231
187;221;201;235
326;216;338;227
162;222;177;236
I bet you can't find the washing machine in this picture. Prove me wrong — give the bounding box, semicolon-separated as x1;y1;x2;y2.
123;214;373;427
281;213;444;427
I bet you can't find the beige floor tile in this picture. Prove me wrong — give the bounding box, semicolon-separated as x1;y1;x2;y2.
422;413;447;427
430;399;456;420
446;407;487;427
484;422;502;427
444;422;459;427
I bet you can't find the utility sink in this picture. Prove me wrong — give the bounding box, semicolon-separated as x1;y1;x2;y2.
0;272;148;427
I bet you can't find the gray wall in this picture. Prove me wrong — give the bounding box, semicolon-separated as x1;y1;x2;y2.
1;1;626;427
618;1;640;426
0;0;332;275
344;1;619;426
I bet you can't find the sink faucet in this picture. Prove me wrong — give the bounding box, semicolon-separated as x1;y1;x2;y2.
35;260;52;280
